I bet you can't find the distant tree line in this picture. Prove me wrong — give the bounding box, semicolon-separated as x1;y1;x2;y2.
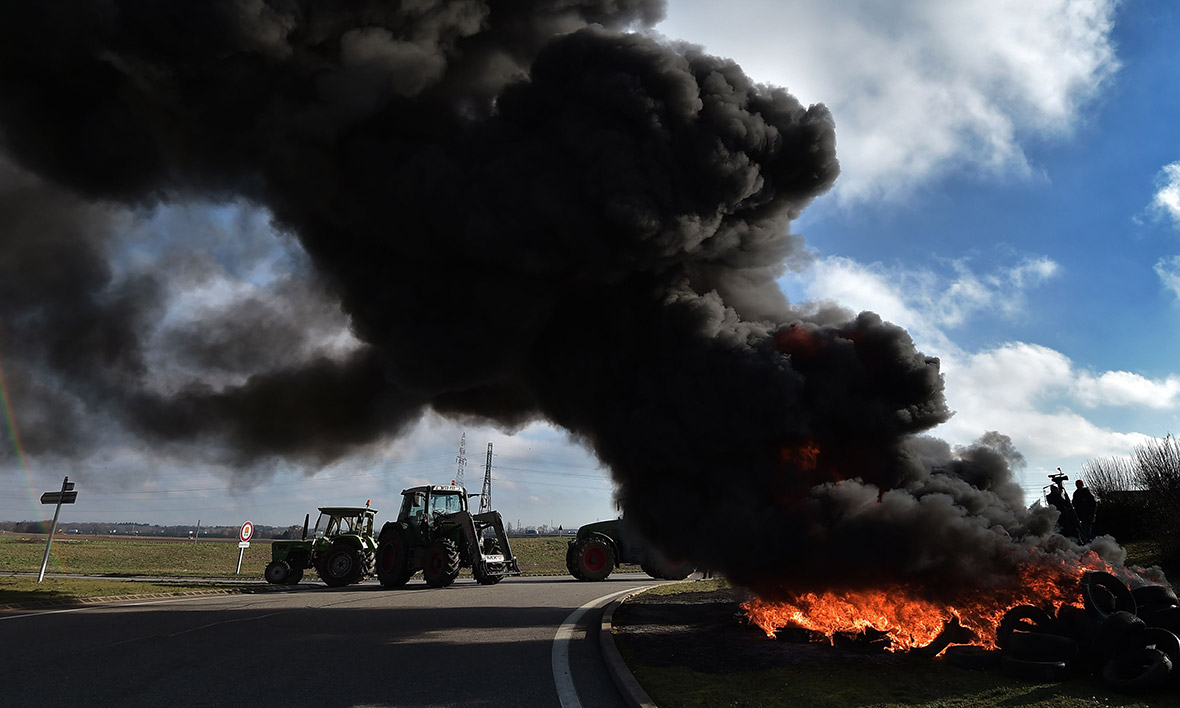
1083;434;1180;570
0;520;303;539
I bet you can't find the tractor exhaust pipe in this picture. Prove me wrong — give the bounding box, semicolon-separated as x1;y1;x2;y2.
302;513;309;541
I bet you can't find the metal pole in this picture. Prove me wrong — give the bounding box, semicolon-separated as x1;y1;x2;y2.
193;519;201;544
236;547;245;575
37;476;68;583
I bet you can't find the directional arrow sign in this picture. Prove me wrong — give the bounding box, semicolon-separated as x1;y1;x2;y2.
40;491;78;505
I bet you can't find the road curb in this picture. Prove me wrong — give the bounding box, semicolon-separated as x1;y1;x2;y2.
599;588;659;708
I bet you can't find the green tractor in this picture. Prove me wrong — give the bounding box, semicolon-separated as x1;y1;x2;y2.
566;518;694;581
265;504;379;587
375;483;521;588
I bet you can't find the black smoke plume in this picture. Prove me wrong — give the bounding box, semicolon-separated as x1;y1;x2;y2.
0;1;1143;596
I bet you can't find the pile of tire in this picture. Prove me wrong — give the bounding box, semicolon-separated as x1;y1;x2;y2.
971;572;1180;692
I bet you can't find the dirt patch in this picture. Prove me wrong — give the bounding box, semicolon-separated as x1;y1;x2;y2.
612;586;917;674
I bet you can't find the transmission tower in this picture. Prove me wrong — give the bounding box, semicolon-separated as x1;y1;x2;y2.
455;432;467;486
480;442;493;513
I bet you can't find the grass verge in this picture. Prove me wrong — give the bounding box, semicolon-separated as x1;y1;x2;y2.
0;577;249;606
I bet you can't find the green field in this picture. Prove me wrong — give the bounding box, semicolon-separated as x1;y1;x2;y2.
0;533;637;605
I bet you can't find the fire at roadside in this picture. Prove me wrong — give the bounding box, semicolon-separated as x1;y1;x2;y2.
743;569;1180;693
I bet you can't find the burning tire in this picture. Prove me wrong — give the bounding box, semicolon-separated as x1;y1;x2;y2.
1082;571;1136;620
265;559;292;585
376;524;414;588
1101;647;1173;691
571;533;615;581
423;538;460;588
640;550;694;581
318;544;363;587
996;606;1057;649
1000;656;1070;682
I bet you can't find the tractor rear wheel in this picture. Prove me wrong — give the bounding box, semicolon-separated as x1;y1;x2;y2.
318;544;363;587
376;525;414;588
572;533;615;581
473;538;505;585
566;543;584;580
423;538;460;588
265;559;291;585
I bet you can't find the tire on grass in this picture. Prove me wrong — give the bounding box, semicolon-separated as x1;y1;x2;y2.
1000;656;1070;682
1101;647;1173;691
943;645;1002;671
1007;630;1077;662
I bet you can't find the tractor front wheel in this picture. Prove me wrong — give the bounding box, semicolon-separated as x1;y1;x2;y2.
318;544;363;587
423;538;460;588
572;533;615;581
265;559;291;584
287;565;304;584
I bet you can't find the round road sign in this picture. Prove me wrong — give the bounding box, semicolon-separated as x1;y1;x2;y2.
239;521;254;543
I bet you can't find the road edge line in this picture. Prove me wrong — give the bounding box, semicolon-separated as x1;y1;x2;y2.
552;586;643;708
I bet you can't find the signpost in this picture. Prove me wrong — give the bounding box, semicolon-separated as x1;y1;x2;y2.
38;476;77;583
236;520;253;574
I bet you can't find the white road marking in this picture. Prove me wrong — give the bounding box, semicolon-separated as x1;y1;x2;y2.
552;587;643;708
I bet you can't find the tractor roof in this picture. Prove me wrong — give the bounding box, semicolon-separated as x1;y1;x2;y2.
400;484;465;495
317;506;377;516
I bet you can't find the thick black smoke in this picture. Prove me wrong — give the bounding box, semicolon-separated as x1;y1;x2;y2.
0;1;1139;595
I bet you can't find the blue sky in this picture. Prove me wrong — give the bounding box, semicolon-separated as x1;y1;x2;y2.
4;0;1180;530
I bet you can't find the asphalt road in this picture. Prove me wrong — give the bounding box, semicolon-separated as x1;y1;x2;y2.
0;574;662;708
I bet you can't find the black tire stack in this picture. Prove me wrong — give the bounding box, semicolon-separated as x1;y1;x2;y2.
984;572;1180;692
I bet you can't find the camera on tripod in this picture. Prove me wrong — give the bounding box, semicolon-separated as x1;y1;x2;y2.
1048;466;1068;486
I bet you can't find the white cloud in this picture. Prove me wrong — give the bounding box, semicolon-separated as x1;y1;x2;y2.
791;254;1060;356
791;254;1170;491
1155;255;1180;301
658;0;1118;202
1152;161;1180;227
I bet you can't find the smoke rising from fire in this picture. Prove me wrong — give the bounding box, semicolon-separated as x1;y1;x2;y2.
0;1;1142;595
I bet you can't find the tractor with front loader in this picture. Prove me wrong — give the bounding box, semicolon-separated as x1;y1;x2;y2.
375;483;521;588
566;517;694;581
265;504;378;587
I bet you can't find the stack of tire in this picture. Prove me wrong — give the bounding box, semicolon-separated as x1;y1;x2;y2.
953;572;1180;692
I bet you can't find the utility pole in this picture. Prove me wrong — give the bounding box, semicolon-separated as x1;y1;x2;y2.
455;432;467;486
480;442;493;513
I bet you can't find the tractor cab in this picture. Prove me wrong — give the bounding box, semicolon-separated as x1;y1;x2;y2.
397;485;468;528
313;506;377;540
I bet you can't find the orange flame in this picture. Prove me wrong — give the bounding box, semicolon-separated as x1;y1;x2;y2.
743;551;1121;653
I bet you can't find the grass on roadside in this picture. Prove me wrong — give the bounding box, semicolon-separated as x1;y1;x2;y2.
625;659;1176;708
0;577;249;606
